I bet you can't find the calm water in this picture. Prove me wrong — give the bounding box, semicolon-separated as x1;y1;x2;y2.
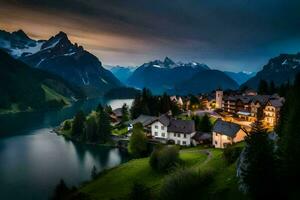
0;98;133;200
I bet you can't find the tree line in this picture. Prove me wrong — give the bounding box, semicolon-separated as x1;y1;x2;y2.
130;88;181;119
239;73;300;199
63;104;112;143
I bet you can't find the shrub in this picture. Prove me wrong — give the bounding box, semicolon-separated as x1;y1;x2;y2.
128;123;148;158
128;182;152;200
160;169;212;200
149;145;180;172
223;145;243;164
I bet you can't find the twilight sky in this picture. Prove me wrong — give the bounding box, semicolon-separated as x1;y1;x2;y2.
1;0;300;71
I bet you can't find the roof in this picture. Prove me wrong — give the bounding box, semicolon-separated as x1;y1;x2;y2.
131;115;157;127
268;99;283;108
192;132;212;141
112;108;123;117
168;119;195;134
213;119;242;137
251;95;270;105
157;114;170;126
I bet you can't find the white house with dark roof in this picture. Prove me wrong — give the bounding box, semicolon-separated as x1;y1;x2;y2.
150;114;196;146
212;119;247;148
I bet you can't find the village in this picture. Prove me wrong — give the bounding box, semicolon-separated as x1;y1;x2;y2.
110;89;284;149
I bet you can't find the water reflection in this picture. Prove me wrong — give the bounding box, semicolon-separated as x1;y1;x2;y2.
0;98;132;200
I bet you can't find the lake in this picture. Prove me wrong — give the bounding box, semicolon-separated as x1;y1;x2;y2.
0;98;133;200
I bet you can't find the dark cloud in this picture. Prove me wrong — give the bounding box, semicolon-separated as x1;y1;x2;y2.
1;0;300;71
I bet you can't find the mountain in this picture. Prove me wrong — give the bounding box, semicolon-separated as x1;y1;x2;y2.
243;53;300;89
224;71;255;85
0;49;84;113
171;70;239;95
108;66;135;84
0;29;45;57
127;57;210;94
0;30;122;97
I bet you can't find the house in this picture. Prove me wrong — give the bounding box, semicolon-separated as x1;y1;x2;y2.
149;114;196;146
212;119;247;148
129;114;157;132
263;99;283;127
170;96;184;108
112;108;123;119
219;89;283;127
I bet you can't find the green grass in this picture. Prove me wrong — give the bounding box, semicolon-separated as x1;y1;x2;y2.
80;150;208;200
112;127;128;136
78;146;248;200
41;84;70;104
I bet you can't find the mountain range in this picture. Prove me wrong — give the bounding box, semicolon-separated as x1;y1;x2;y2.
243;53;300;89
0;30;121;97
127;57;239;94
224;71;255;85
108;66;136;84
0;49;84;113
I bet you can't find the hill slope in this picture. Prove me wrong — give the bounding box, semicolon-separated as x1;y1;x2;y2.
0;50;84;113
0;30;122;97
78;147;246;200
243;53;300;89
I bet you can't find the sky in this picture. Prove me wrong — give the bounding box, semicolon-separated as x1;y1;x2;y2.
1;0;300;72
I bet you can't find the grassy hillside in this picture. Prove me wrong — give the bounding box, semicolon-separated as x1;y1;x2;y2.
79;146;247;200
0;49;84;114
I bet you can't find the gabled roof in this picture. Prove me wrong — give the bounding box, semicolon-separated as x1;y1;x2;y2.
157;114;170;126
213;119;242;137
251;95;270;105
268;99;283;108
112;108;122;117
131;115;157;127
168;119;195;134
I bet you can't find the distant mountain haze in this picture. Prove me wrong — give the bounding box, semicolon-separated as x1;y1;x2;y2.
224;71;255;85
127;57;238;94
171;70;239;95
108;66;135;84
0;29;122;97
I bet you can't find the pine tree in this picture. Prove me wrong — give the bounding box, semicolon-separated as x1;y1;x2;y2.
200;114;212;132
269;81;276;94
91;166;97;180
50;179;70;200
277;73;300;199
85;116;98;142
72;111;85;138
239;120;278;199
258;79;269;95
121;103;129;126
97;109;111;143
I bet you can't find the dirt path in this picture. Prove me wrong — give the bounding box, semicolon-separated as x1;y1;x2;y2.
181;149;213;164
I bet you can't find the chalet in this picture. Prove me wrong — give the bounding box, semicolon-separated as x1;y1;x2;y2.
219;89;284;127
129;114;157;132
149;114;196;146
112;108;123;120
212;119;247;148
263;99;283;127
